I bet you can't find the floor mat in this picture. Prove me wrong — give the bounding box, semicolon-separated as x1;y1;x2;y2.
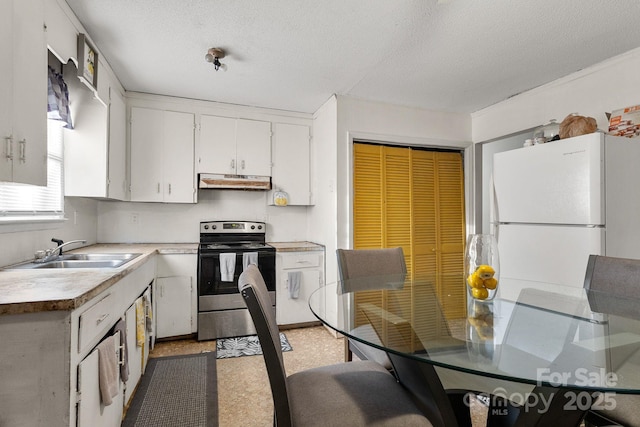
216;332;292;359
122;352;217;427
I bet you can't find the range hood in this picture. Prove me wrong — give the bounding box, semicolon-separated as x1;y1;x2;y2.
199;173;271;190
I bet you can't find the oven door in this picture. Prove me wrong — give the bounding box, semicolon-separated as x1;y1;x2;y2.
198;250;276;297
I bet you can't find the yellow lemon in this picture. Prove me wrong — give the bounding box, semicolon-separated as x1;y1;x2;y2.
484;277;498;290
475;265;495;280
471;287;489;300
467;273;485;288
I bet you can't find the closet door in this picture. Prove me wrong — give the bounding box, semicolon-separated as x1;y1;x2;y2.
352;143;466;350
353;143;385;330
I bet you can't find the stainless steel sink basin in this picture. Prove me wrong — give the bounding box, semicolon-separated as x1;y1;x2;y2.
8;253;142;269
32;260;128;269
59;253;141;262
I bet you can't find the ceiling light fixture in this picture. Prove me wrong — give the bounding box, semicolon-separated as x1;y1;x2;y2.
205;47;226;71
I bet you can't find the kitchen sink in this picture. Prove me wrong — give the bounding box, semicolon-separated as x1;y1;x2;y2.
58;253;141;262
8;253;142;269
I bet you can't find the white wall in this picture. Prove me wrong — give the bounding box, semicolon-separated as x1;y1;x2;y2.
97;190;308;243
472;47;640;143
308;96;338;272
323;95;472;284
0;197;98;267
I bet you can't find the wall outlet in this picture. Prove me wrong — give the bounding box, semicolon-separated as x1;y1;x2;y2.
131;212;140;225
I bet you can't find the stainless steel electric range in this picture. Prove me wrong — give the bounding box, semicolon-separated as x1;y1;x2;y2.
197;220;276;341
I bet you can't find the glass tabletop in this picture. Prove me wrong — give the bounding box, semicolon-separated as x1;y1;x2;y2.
308;275;640;393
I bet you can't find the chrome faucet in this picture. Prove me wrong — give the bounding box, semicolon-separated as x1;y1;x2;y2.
35;238;87;263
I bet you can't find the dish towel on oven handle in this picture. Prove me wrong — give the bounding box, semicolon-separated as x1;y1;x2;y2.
288;271;302;299
243;252;259;271
220;253;236;282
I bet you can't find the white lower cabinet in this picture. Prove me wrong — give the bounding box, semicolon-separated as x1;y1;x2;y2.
156;276;192;338
124;303;143;404
155;253;197;338
72;264;155;427
77;331;124;427
276;249;325;325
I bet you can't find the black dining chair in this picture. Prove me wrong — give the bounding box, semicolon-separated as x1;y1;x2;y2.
336;247;408;370
238;264;434;427
582;254;640;427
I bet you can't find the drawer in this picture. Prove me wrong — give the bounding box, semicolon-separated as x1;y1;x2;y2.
78;293;115;353
280;252;322;269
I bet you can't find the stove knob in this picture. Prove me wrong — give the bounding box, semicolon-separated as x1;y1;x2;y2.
251;225;256;230
204;225;209;230
212;225;217;230
258;225;263;230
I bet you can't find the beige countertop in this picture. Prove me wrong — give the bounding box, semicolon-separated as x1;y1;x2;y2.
268;241;325;252
0;243;197;316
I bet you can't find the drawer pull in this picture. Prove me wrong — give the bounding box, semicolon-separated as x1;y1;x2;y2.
118;344;125;366
4;136;12;160
96;314;109;325
18;139;26;163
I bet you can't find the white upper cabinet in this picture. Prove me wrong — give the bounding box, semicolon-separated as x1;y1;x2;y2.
130;107;196;203
64;68;127;200
107;87;127;200
44;0;77;64
269;123;313;205
198;115;271;176
1;0;48;185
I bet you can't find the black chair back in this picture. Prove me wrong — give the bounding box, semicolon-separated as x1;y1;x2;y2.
239;265;292;427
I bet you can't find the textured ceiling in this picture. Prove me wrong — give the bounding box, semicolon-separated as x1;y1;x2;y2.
64;0;640;114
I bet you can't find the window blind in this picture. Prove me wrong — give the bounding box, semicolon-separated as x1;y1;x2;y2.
0;120;64;219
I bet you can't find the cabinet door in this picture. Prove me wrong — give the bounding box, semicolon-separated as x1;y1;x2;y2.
107;87;127;200
124;304;142;405
163;111;195;202
271;123;311;205
277;268;321;325
0;1;12;182
236;118;271;176
157;254;198;332
44;0;77;63
198;115;236;174
156;276;192;338
130;107;164;201
11;0;47;186
77;332;124;427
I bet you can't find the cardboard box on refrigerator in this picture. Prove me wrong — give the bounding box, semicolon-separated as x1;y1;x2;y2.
608;105;640;138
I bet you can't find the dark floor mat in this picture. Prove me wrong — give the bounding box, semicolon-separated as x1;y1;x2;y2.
122;352;217;427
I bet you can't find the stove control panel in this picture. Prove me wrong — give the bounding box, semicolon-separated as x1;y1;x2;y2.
200;221;265;234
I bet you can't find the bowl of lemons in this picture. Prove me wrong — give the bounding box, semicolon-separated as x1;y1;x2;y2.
465;234;500;301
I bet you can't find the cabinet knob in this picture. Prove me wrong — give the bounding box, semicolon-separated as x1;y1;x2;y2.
241;159;245;170
231;159;235;170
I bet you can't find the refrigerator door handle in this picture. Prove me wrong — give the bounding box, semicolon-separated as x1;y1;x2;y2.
491;172;500;241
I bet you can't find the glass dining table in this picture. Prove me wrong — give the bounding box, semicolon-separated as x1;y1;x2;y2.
308;274;640;427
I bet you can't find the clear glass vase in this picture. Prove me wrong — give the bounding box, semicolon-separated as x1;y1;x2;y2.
465;234;500;302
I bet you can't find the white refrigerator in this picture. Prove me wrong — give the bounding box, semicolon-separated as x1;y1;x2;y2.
492;132;640;289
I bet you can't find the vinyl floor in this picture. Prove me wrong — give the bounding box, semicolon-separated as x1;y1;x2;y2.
150;325;489;427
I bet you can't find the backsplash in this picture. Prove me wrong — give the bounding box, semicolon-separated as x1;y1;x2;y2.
97;190;309;244
0;198;99;267
1;191;310;268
